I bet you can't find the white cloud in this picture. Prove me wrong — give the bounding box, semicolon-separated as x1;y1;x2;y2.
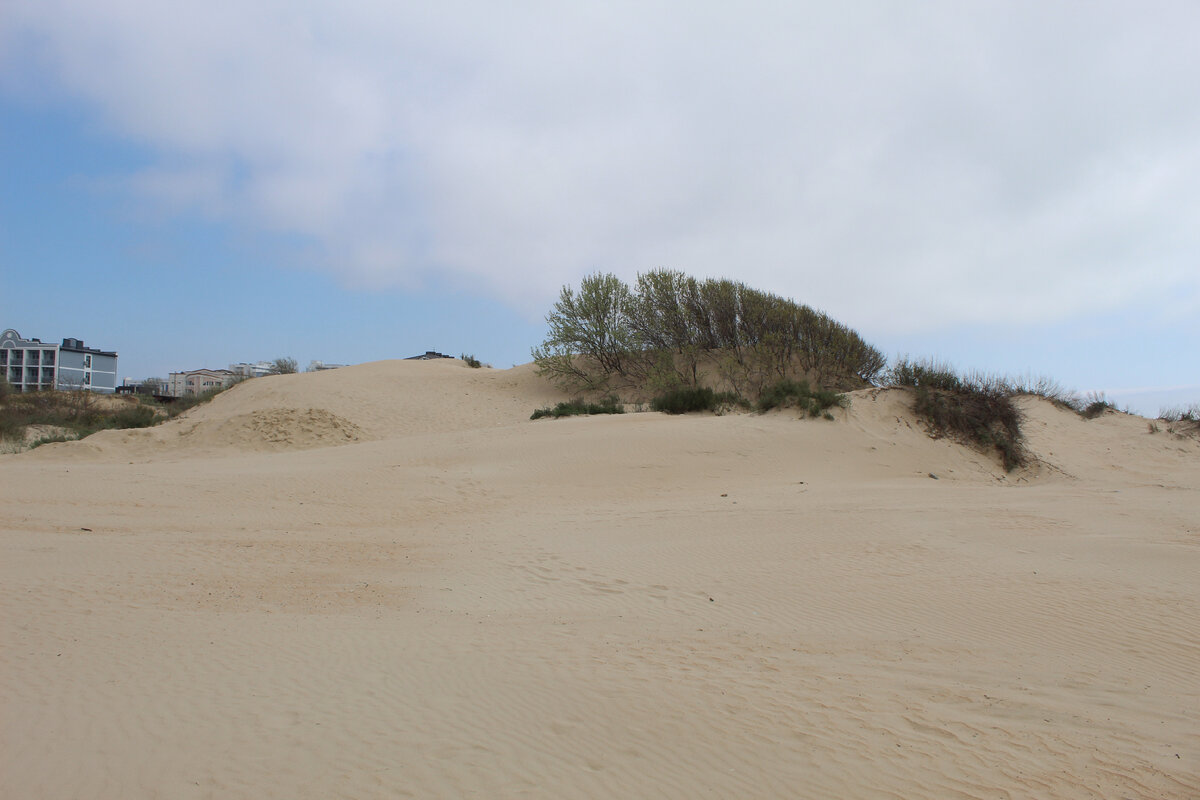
3;0;1198;329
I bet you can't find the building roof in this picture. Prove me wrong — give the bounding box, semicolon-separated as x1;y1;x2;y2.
405;350;454;360
2;329;117;357
59;337;118;358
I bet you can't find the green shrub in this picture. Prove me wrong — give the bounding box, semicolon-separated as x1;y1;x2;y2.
106;404;158;429
757;379;847;417
531;396;624;420
461;354;483;369
1079;392;1117;419
650;387;743;414
886;359;1025;471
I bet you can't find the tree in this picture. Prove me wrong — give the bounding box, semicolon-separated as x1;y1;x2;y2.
532;270;886;399
269;357;298;375
531;273;638;390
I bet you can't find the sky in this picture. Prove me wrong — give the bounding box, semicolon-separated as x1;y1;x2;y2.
1;1;1197;416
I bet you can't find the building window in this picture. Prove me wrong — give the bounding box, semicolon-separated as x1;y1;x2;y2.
84;355;92;368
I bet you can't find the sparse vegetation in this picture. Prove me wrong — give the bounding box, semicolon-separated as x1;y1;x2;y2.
0;383;234;452
1159;403;1200;423
461;354;483;369
1158;403;1200;438
28;432;75;449
885;358;1025;471
1079;392;1118;419
269;357;299;375
530;396;625;420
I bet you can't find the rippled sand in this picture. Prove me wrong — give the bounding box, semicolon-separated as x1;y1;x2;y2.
3;360;1197;798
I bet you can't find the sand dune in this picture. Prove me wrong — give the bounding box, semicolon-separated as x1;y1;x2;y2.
2;360;1197;798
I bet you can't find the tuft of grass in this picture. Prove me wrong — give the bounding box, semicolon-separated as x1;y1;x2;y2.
1079;391;1118;419
886;358;1025;471
757;379;846;417
650;387;744;415
28;433;76;449
1159;403;1200;423
461;353;483;369
1158;402;1200;438
531;396;624;420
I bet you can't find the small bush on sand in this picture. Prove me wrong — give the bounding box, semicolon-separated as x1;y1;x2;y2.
29;432;76;449
1158;403;1200;437
886;358;1025;471
106;404;159;430
650;387;744;415
461;354;483;368
1079;392;1118;419
531;397;624;420
757;379;846;417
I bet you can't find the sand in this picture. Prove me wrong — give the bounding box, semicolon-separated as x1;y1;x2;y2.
2;359;1197;798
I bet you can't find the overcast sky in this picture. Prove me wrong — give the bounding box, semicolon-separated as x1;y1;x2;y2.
2;1;1197;414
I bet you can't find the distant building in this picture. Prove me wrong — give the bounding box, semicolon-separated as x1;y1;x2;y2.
167;368;238;397
230;361;275;379
307;360;347;372
1;329;119;393
405;351;454;360
120;377;168;396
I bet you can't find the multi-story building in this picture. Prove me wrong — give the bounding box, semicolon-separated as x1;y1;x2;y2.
307;360;346;371
167;368;239;397
230;361;275;379
1;329;119;393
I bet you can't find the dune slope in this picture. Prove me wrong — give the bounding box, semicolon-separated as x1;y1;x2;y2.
3;361;1197;798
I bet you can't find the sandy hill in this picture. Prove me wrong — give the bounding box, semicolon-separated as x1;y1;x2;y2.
3;361;1198;798
50;359;570;455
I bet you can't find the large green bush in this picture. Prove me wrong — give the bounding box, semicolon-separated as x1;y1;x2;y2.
533;270;885;398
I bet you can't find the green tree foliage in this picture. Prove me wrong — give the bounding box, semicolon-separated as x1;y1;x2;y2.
531;273;638;391
532;269;885;397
